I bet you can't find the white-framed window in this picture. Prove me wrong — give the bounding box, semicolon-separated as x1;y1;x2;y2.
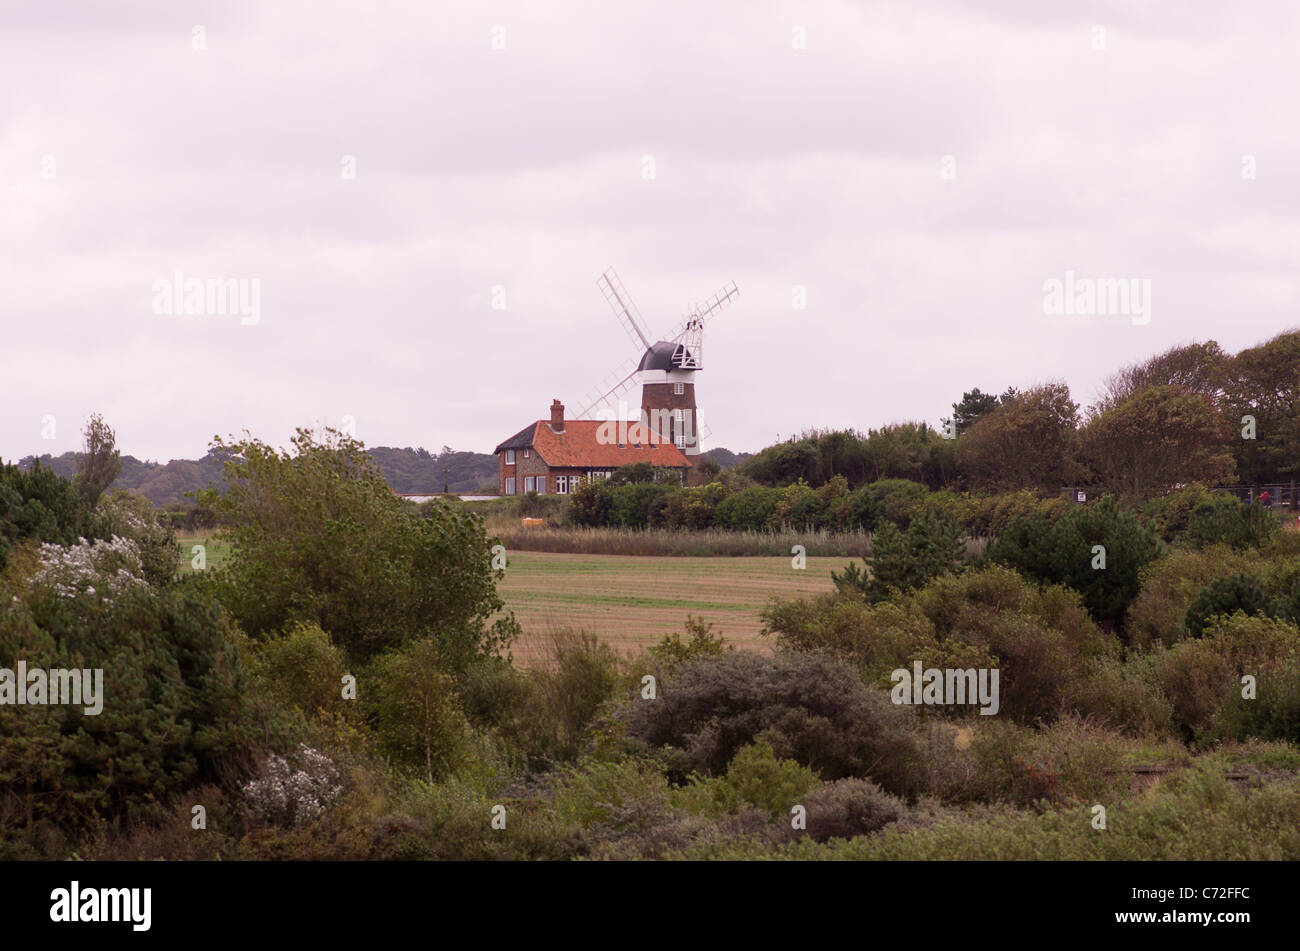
673;382;684;395
524;476;535;492
523;449;530;459
535;476;546;494
505;477;516;495
556;475;569;494
504;449;515;464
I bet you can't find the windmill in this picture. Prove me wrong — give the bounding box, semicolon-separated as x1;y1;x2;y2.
573;268;739;456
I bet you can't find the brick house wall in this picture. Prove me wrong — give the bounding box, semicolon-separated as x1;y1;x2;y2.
514;446;551;493
497;456;627;496
496;438;554;494
498;452;517;495
548;466;590;494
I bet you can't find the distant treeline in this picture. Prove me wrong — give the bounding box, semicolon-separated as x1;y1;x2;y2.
14;445;750;506
734;331;1300;498
14;450;229;507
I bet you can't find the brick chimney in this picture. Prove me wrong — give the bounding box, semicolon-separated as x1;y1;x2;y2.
550;398;565;432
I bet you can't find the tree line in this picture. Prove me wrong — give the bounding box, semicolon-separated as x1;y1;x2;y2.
738;331;1300;500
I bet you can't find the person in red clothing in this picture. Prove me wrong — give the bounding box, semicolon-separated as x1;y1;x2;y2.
1260;490;1272;507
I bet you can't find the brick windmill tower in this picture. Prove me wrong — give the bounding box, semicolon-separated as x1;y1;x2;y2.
573;268;739;456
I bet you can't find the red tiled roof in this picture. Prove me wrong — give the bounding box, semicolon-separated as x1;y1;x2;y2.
499;420;691;468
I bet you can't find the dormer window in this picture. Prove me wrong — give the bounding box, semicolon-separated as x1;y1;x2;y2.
523;449;530;459
504;449;515;464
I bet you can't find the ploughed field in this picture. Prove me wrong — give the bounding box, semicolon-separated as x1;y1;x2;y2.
497;551;842;664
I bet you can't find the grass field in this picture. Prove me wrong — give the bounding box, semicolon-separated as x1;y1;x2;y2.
488;523;879;557
497;551;843;663
175;532;233;573
172;532;847;663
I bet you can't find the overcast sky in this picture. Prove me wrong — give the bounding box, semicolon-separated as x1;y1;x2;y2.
3;0;1297;463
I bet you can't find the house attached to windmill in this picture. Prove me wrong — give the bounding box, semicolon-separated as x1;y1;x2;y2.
492;268;739;495
493;399;689;495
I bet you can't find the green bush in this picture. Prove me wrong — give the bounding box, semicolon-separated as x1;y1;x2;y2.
961;490;1067;538
1197;612;1300;676
517;491;552;518
843;484;883;532
1124;545;1257;648
787;778;906;843
726;767;1300;860
0;462;100;572
1067;654;1174;737
94;491;178;587
869;507;965;600
770;481;821;531
912;566;1118;668
1264;530;1300;559
713;741;821;817
987;495;1162;629
963;716;1130;808
763;595;942;675
867;479;931;530
645;615;731;672
911;567;1120;723
518;630;626;765
380;776;583;861
1184;495;1278;550
364;638;476;783
568;477;612;527
1155;639;1235;738
767;565;1117;725
650;483;727;530
204;428;517;668
814;476;852;530
618;651;926;797
739;430;873;488
251;621;350;721
1153;613;1300;740
455;657;534;735
550;756;674;828
1216;659;1300;743
0;578;264;841
605;483;676;528
1140;483;1216;542
713;486;781;531
1184;573;1274;637
607;462;665;486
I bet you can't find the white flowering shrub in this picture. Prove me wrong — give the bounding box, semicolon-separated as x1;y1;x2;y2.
100;499;149;537
29;535;148;602
240;744;344;827
95;491;179;585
